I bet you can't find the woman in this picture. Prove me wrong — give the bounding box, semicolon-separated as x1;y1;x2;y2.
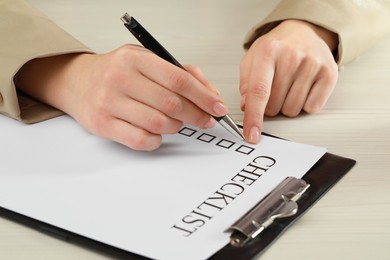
1;0;389;150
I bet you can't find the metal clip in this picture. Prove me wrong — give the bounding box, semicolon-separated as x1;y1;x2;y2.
228;177;309;247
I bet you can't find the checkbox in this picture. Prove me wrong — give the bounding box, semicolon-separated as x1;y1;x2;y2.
179;127;197;137
236;145;254;155
216;139;235;149
197;133;216;143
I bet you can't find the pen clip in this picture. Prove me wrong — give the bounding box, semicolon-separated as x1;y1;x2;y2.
228;177;309;247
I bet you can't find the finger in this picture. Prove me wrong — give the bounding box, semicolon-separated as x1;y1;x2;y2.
242;50;275;144
239;54;251;111
303;66;338;113
265;50;301;116
137;54;227;118
110;94;183;135
117;77;215;129
102;117;162;151
281;58;321;117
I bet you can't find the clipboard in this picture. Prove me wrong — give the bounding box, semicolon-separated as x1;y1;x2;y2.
0;125;356;260
211;151;356;259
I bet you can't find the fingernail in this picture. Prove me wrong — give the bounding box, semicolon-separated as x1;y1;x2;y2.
249;126;260;144
213;102;228;116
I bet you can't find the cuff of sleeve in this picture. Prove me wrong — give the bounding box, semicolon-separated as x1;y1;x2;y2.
0;0;94;123
16;93;64;124
243;1;343;65
243;0;390;67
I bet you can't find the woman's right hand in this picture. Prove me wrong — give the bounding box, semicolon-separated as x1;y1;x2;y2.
16;44;228;151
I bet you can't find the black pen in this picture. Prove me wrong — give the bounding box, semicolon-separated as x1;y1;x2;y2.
120;13;246;142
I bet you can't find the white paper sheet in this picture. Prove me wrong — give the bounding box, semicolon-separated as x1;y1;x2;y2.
0;115;326;260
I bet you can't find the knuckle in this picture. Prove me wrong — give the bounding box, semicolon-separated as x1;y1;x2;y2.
169;71;190;93
192;114;211;128
304;55;321;69
114;44;144;66
287;50;304;68
117;44;138;57
101;66;125;89
249;81;270;100
148;113;168;133
163;95;183;116
260;39;280;57
303;101;323;114
281;106;301;118
265;105;280;117
128;130;159;151
303;105;319;114
320;64;338;85
130;135;148;150
186;65;202;75
87;114;111;138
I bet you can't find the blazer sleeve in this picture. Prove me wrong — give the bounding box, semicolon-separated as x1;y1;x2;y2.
0;0;94;124
244;0;390;66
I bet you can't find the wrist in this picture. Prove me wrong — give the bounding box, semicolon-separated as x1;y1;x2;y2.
280;19;338;54
16;53;93;116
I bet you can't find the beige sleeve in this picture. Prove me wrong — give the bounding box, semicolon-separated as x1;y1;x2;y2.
0;0;94;124
244;0;390;66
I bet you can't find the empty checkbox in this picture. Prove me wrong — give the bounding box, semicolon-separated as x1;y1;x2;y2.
216;139;235;149
179;127;197;137
235;145;254;155
197;133;216;143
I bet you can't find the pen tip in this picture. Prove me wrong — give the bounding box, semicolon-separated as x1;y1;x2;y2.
239;132;247;143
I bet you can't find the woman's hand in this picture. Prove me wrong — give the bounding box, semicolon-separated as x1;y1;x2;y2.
16;44;227;151
240;19;339;143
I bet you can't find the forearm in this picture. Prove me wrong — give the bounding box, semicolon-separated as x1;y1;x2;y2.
15;53;93;119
